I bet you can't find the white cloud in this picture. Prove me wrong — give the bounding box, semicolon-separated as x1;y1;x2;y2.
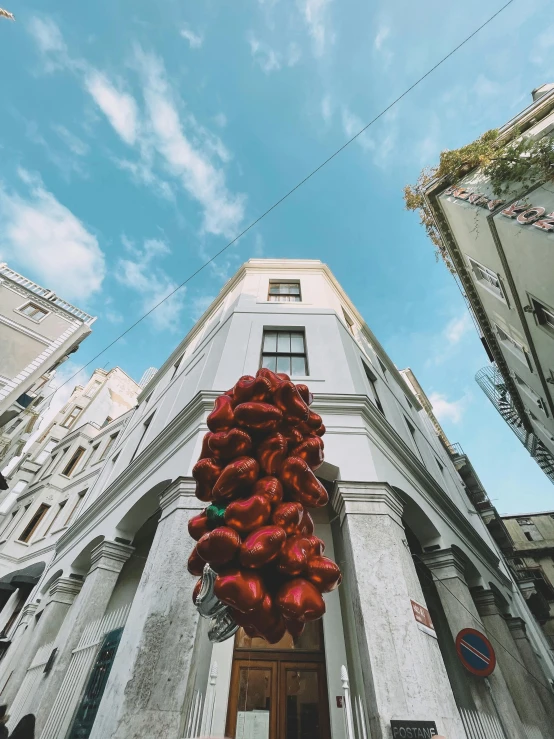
374;25;389;51
85;72;139;145
321;94;333;123
300;0;334;57
116;236;186;332
28;16;67;62
213;113;227;128
180;26;203;49
248;34;281;73
445;312;472;345
373;23;393;67
530;24;554;66
52;125;89;156
428;392;467;425
341;106;374;152
191;294;216;321
134;47;245;237
0;170;105;301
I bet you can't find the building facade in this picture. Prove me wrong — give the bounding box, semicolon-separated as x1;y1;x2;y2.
0;263;95;465
424;84;554;484
0;260;551;739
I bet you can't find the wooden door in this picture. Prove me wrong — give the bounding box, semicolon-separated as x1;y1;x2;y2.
226;659;278;739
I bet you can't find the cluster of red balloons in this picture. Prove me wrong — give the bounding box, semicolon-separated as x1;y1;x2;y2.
187;368;342;643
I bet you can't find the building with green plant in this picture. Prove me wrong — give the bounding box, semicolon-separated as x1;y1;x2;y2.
407;83;554;484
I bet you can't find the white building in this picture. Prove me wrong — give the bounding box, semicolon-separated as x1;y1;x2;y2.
0;260;551;739
0;264;95;465
424;84;554;484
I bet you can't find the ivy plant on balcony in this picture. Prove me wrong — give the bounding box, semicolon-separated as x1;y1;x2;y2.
404;128;554;273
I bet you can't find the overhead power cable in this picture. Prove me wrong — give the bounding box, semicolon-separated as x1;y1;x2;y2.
28;0;516;401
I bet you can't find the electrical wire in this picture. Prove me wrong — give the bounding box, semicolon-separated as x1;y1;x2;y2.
31;0;517;405
411;551;554;693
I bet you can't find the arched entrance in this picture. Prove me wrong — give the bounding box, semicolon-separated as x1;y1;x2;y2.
225;623;331;739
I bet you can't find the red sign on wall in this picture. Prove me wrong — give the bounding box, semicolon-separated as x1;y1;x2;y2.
411;600;435;635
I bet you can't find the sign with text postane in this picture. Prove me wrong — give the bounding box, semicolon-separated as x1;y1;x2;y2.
391;720;438;739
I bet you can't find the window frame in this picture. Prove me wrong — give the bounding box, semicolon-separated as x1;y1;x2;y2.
64;490;87;526
15;301;49;323
467;256;507;302
85;380;102;398
130;412;155;464
17;504;51;543
495;324;530;367
530;296;554;336
260;329;308;377
267;280;301;303
100;432;119;462
61;406;83;430
361;360;385;416
61;446;86;478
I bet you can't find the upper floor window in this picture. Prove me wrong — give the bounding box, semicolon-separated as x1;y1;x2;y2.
100;432;119;461
18;504;50;543
513;374;548;415
62;406;83;429
172;356;183;379
362;361;385;415
85;380;102;398
130;412;155;464
342;308;355;334
268;281;301;302
467;257;506;302
516;518;543;542
17;302;48;321
495;325;528;366
100;416;113;429
61;446;86;477
531;297;554;335
261;331;307;376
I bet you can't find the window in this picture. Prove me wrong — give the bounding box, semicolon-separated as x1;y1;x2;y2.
362;361;384;415
100;417;113;429
41;453;58;478
64;491;87;526
406;418;425;464
467;257;506;301
404;395;413;409
517;518;544;542
529;411;554;442
435;458;445;476
61;406;83;429
44;500;67;536
514;374;548;415
377;357;388;377
6;419;23;435
342;308;355;334
84;444;100;469
267;281;301;302
130;413;154;463
61;447;86;477
261;331;307;376
18;302;48;321
531;297;554;334
172;356;183;379
100;433;119;461
18;504;51;543
495;325;528;366
85;381;102;398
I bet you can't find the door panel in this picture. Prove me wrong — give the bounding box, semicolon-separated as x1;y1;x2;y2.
226;660;277;739
281;662;331;739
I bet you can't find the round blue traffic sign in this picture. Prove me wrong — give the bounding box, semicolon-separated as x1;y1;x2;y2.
455;628;496;677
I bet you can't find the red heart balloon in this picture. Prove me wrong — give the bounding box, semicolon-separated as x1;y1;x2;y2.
209;428;252;459
304;535;325;556
192;578;202;604
187;546;206;576
282;427;304;449
257;433;288;475
276;578;326;622
207;395;235;432
214;569;265;612
240;526;287;568
233;375;272;404
234;402;283;432
274;381;310;424
284;618;305;639
188;511;210;541
199;432;215;459
212;456;260;501
280;457;329;508
225;494;271;535
271;502;304;535
197;527;241;566
299;509;314;536
314;423;325;437
256;368;284;392
277;536;311;576
306;556;342;592
262;619;287;644
192;458;223;502
276;372;291;382
296;384;314;406
306;410;323;429
254;476;284;505
292;436;324;470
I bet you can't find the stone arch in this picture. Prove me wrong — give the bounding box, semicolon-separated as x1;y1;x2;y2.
114;479;172;542
39;568;64;596
451;544;483;589
393;486;442;551
70;534;105;575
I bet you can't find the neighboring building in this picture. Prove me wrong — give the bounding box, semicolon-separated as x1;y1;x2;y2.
138;367;157;387
501;511;554;651
0;263;95;464
0;260;551;739
423;84;554;484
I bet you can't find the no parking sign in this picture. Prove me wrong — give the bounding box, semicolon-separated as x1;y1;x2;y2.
455;628;496;677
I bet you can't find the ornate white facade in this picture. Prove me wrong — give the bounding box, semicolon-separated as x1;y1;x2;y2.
0;260;551;739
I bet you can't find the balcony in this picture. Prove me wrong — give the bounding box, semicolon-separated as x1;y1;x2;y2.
476;364;554;484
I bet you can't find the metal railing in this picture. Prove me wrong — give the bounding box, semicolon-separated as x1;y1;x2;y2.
476;365;554;484
0;263;96;325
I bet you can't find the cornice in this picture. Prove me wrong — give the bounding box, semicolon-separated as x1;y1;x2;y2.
89;540;134;575
0;278;88;326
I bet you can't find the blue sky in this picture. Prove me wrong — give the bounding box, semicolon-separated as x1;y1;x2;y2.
1;0;553;513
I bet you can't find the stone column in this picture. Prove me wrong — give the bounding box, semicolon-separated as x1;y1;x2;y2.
472;588;553;739
507;616;554;718
422;549;526;739
0;577;82;707
34;540;134;736
332;482;465;739
0;602;38;696
89;477;204;739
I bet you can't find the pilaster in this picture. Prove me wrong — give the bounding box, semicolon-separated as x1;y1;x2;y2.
331;480;404;525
